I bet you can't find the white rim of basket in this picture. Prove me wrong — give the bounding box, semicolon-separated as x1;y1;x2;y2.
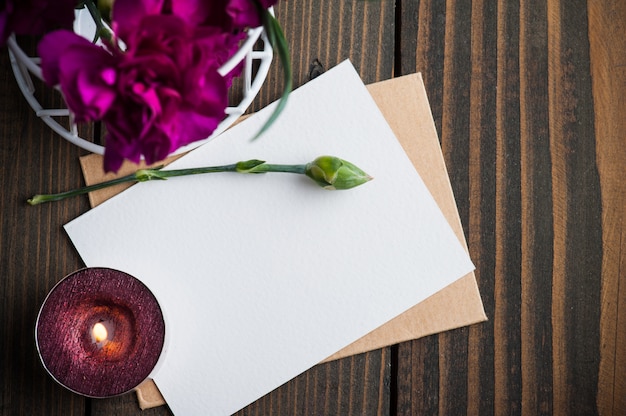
6;7;274;156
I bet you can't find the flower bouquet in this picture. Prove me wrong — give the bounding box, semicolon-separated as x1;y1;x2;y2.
2;0;290;172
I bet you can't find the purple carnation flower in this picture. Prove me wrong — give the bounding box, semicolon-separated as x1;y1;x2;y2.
101;15;237;171
40;14;241;172
37;0;278;172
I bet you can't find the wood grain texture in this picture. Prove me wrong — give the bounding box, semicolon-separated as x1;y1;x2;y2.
547;1;602;414
587;1;626;415
0;38;88;416
397;0;610;415
466;1;498;415
494;1;523;414
398;0;447;136
519;0;554;414
251;0;395;111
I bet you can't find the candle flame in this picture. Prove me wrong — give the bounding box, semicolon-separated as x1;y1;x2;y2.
93;322;108;343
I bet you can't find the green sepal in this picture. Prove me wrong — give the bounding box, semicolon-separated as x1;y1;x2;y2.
134;165;167;182
236;159;267;173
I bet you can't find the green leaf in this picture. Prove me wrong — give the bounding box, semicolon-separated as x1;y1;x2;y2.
253;7;293;140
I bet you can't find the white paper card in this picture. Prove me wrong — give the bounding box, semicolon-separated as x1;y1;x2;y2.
65;61;474;415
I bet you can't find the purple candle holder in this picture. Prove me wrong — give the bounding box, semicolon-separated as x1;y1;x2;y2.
36;268;166;398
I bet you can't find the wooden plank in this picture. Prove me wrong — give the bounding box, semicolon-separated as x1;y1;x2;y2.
0;38;88;415
493;0;523;413
466;0;498;415
519;0;555;414
547;1;602;414
587;1;626;415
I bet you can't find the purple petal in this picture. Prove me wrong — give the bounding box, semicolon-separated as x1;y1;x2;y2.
171;0;212;27
38;30;92;86
172;109;222;148
112;0;164;44
102;145;126;173
139;127;173;165
56;43;119;121
73;70;116;119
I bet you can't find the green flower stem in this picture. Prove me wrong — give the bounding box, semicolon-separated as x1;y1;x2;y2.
244;163;306;174
27;171;142;205
133;162;306;179
26;160;326;206
27;156;371;205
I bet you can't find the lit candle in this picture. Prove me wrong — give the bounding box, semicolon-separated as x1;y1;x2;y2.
36;268;166;398
92;322;107;342
91;321;111;348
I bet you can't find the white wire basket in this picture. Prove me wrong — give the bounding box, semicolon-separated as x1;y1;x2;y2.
6;8;273;156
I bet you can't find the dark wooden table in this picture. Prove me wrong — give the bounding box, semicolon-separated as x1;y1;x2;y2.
1;1;624;415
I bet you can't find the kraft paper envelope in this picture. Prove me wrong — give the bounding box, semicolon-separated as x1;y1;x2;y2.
78;71;486;410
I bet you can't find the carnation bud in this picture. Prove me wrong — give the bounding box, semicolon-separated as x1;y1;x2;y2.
305;156;372;190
